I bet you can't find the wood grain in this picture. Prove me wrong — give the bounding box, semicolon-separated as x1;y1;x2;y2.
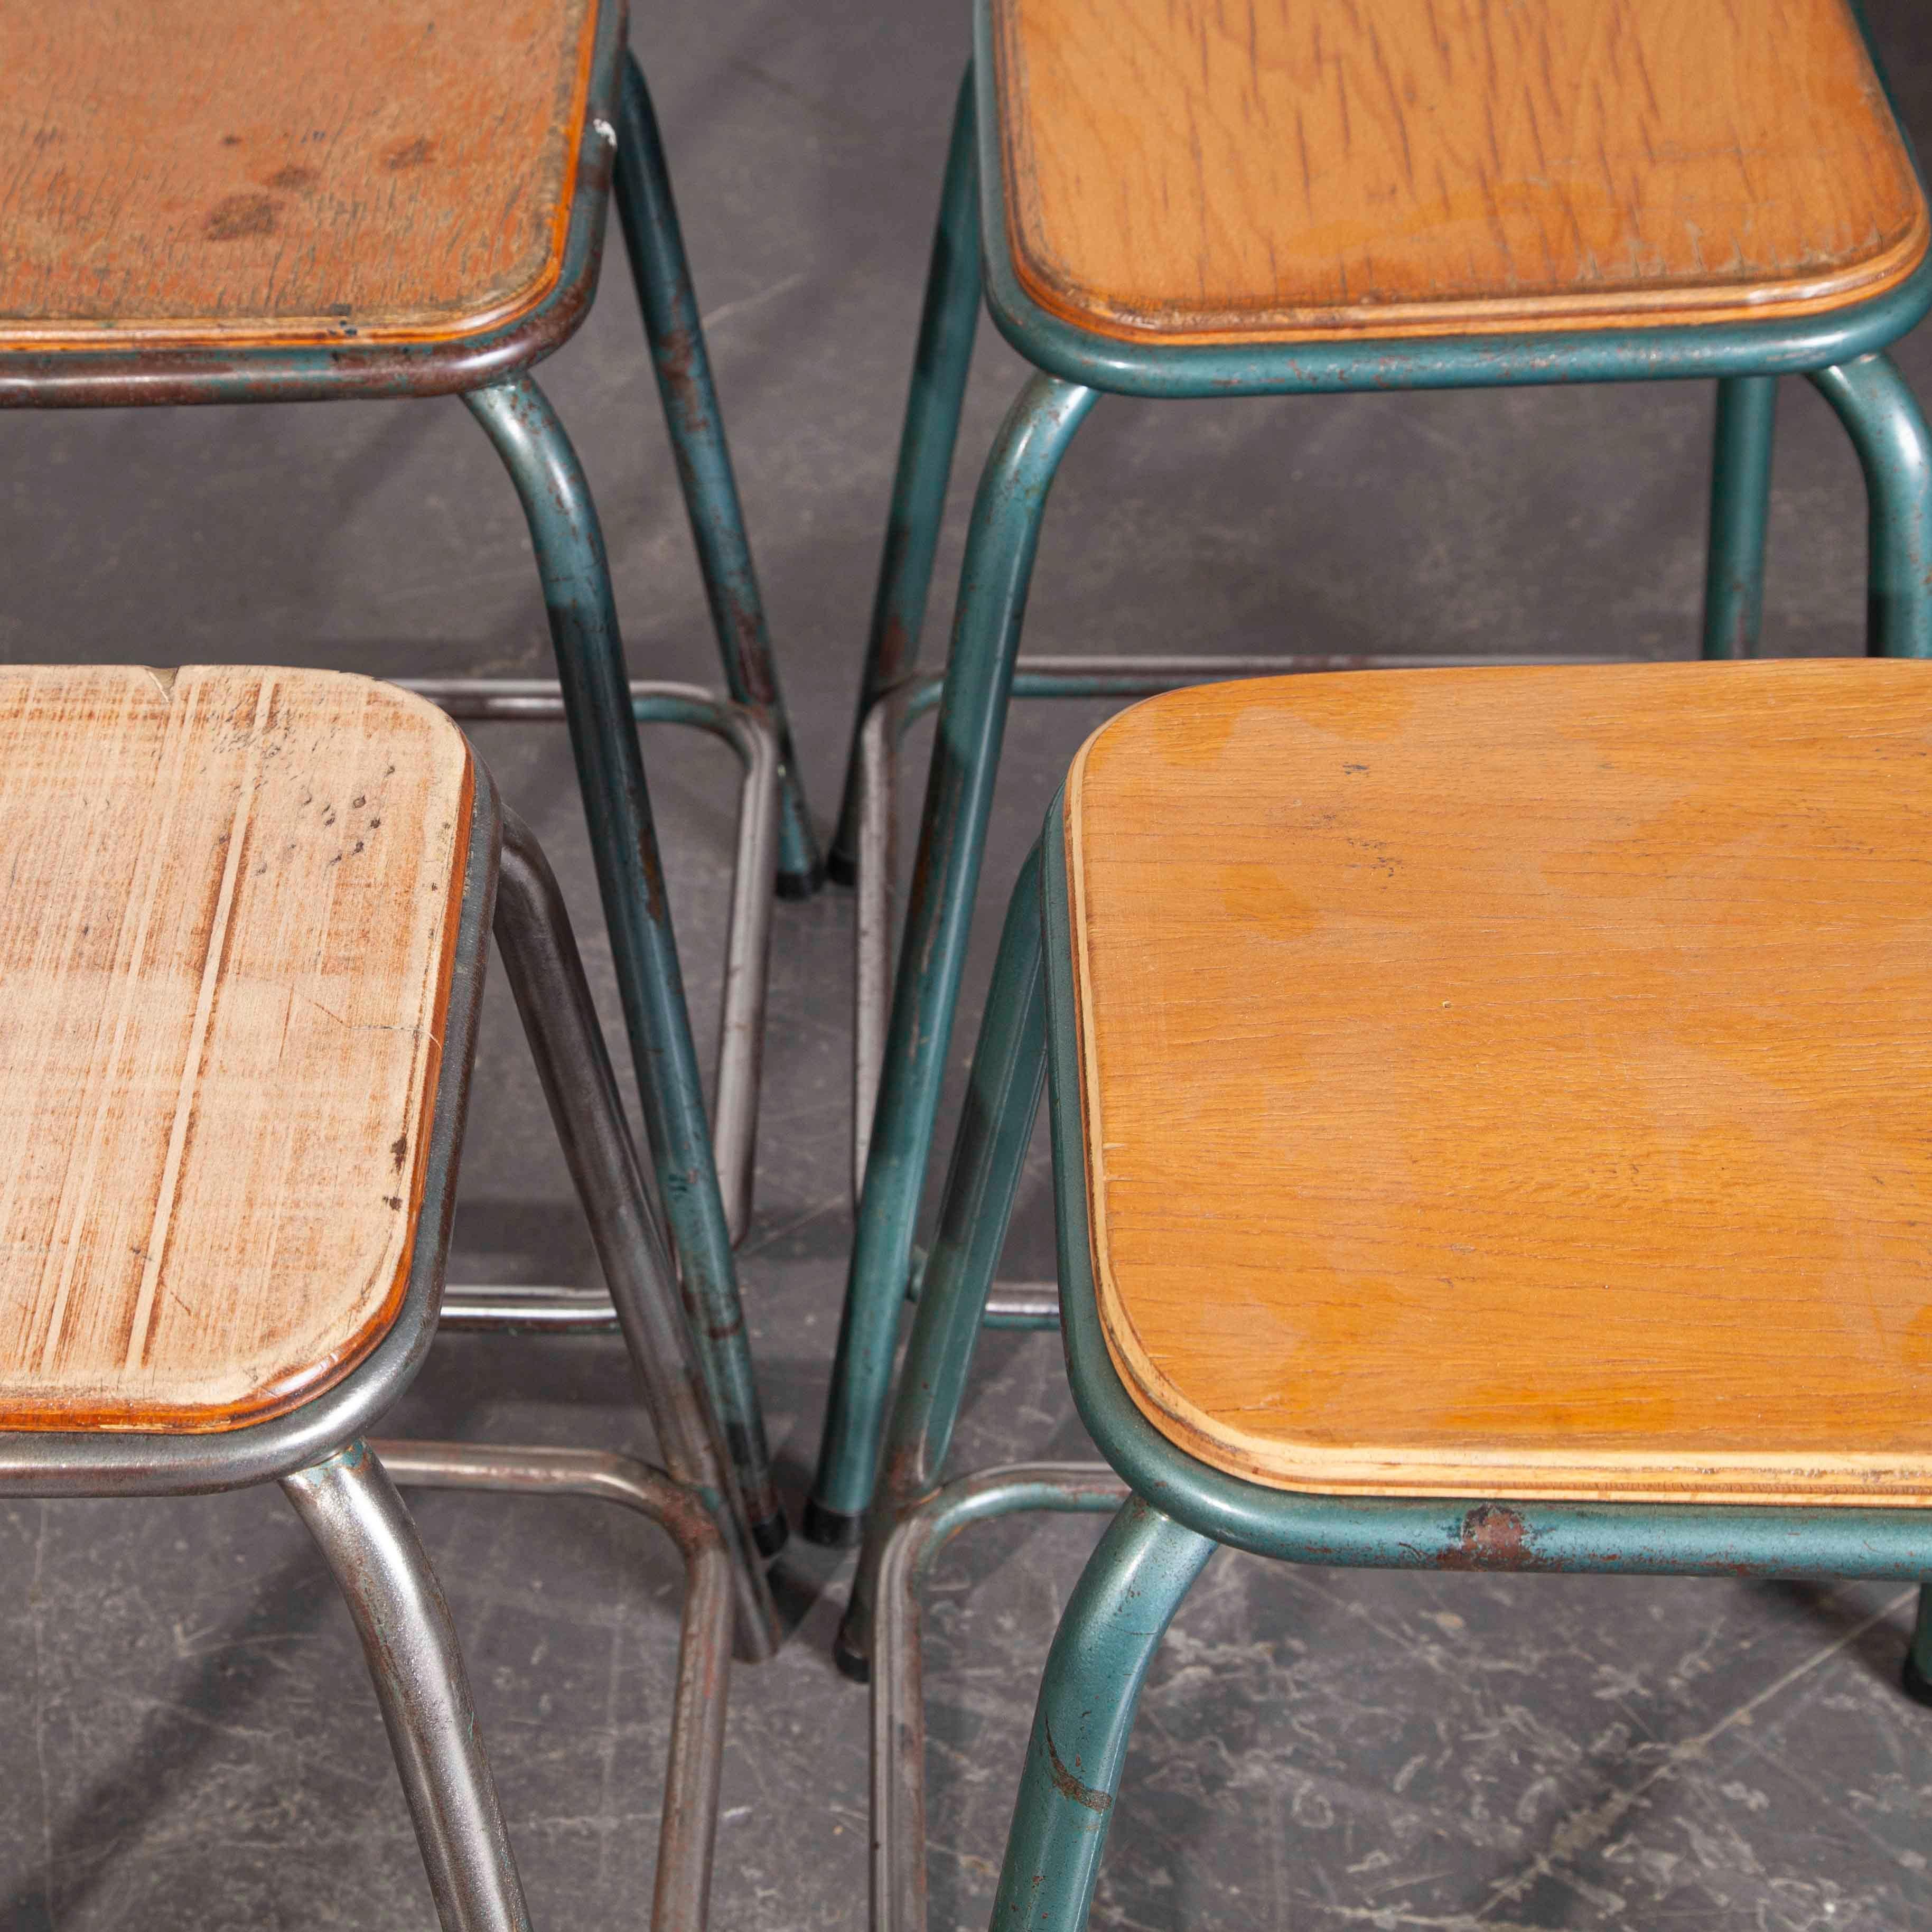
0;0;599;350
0;666;472;1432
1067;660;1932;1504
994;0;1928;344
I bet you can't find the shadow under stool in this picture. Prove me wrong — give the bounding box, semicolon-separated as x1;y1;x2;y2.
0;0;802;1546
808;0;1932;1545
0;665;777;1931
852;657;1932;1930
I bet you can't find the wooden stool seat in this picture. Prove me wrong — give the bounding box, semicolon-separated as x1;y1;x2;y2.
992;0;1929;345
0;666;472;1432
1066;660;1932;1505
0;0;598;351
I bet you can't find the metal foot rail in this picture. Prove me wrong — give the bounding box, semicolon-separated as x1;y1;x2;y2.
398;676;777;1250
871;1462;1128;1932
375;1440;732;1932
853;650;1627;1196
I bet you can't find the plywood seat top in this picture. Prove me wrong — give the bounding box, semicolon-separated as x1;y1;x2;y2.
991;0;1929;346
0;666;472;1434
0;1;600;352
1066;660;1932;1506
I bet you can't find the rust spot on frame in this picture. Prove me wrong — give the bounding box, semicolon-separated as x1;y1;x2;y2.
1043;1721;1110;1813
1436;1502;1557;1571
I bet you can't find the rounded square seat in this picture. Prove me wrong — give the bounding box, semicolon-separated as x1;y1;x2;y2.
0;0;599;352
0;666;472;1432
1066;659;1932;1505
992;0;1929;344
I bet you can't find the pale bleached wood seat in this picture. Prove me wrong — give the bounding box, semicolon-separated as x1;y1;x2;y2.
0;0;598;351
1066;659;1932;1506
992;0;1929;345
0;665;471;1433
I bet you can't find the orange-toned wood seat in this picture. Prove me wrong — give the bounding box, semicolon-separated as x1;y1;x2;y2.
0;665;471;1433
1065;659;1932;1506
0;0;599;351
991;0;1928;344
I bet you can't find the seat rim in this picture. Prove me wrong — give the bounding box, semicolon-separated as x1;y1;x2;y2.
966;6;1932;399
1039;786;1932;1572
1061;662;1932;1510
0;743;498;1496
983;0;1931;353
0;1;623;409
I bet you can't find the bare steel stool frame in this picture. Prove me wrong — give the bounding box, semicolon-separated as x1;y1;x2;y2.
0;704;776;1932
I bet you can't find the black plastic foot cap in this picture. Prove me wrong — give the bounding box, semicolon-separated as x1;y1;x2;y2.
824;848;858;890
803;1498;865;1548
833;1627;872;1685
776;863;824;901
751;1510;790;1560
1902;1652;1932;1709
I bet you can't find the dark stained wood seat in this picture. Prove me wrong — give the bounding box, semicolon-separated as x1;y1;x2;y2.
0;0;599;351
991;0;1929;344
0;666;472;1431
1066;660;1932;1505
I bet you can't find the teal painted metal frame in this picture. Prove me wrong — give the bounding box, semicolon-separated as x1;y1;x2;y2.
0;10;797;1552
857;794;1932;1930
806;11;1932;1543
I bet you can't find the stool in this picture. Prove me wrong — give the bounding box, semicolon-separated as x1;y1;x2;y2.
0;665;774;1929
854;658;1932;1930
0;0;799;1546
807;0;1932;1543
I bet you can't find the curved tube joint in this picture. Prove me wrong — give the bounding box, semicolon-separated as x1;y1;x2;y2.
372;1440;735;1932
809;372;1096;1542
1808;352;1932;658
465;372;783;1552
989;1496;1215;1932
871;1463;1130;1932
491;809;782;1661
281;1441;532;1932
838;845;1049;1670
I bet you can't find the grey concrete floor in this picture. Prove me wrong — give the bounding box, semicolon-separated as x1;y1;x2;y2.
4;4;1932;1927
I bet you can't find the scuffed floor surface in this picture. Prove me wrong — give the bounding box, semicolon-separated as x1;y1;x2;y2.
2;0;1932;1925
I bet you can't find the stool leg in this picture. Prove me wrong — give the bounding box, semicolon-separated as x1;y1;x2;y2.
1903;1584;1932;1706
282;1441;531;1932
491;808;783;1659
989;1496;1216;1932
465;374;785;1554
835;843;1048;1678
613;51;822;898
1701;375;1777;659
806;373;1097;1545
829;67;984;884
1807;351;1932;659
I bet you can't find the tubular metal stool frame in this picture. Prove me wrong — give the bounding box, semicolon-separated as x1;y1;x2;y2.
1;750;776;1932
806;9;1932;1543
402;677;779;1253
0;7;797;1553
854;779;1932;1932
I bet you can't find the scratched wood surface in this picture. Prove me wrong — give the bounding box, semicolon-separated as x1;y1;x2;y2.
0;0;599;349
0;666;472;1432
1066;660;1932;1504
993;0;1928;343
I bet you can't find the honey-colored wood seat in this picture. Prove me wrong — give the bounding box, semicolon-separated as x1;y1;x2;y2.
992;0;1929;344
1066;659;1932;1505
0;0;598;350
0;665;471;1432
